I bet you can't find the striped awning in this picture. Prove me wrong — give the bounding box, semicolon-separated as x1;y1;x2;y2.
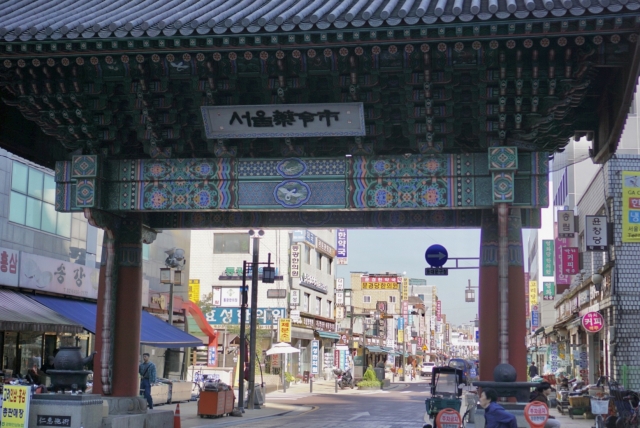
0;290;82;334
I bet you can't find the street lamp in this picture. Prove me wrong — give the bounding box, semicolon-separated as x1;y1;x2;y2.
160;248;186;326
592;273;604;292
465;279;479;302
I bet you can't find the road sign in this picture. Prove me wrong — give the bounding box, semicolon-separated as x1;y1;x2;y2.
422;345;427;351
524;401;549;428
425;244;448;267
425;268;449;276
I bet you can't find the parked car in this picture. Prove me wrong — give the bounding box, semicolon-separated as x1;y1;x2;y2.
448;359;473;384
421;362;435;378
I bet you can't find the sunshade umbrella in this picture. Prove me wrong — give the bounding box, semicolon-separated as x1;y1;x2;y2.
266;342;301;355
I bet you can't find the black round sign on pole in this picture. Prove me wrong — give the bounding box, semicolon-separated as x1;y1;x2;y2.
425;244;448;267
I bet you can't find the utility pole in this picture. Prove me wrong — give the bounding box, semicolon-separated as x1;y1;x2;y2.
238;260;248;413
247;236;260;409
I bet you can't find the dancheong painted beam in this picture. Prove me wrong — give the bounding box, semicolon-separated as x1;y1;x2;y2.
55;151;548;214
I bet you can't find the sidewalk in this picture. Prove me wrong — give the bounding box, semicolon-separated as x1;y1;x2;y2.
277;377;415;394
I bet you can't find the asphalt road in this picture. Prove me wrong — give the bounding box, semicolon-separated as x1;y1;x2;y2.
228;382;430;428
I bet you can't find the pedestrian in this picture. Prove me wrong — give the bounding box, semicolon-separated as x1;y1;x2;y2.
139;353;156;410
479;388;518;428
528;361;539;379
530;382;561;428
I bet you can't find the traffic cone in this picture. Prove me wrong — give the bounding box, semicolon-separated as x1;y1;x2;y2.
173;403;181;428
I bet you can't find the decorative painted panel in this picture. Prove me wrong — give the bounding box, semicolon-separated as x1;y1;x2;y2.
488;147;518;170
56;153;548;213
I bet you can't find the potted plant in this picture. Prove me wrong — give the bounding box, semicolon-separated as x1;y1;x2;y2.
284;372;295;388
357;367;382;390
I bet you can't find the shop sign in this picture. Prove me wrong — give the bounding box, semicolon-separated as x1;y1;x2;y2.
376;301;387;313
205;307;286;326
201;102;365;139
361;275;398;290
436;300;442;321
290;289;300;306
582;311;604;333
336;291;344;305
2;385;31;427
531;311;539;330
278;318;292;342
542;240;554;276
336;278;344;290
336;229;348;265
336;306;345;320
290;244;301;278
579;289;590;305
292;230;317;246
558;210;575;237
543;282;555;300
403;300;409;326
560;247;579;275
338;333;349;346
525;273;530;316
622;171;640;243
316;238;336;258
402;277;409;300
398;329;404;344
188;279;200;303
555;223;573;286
220;287;240;306
299;274;328;294
208;345;217;367
529;281;538;305
586;216;608;251
436;409;462;428
311;340;320;375
149;294;167;310
19;253;99;299
212;287;222;306
0;246;19;287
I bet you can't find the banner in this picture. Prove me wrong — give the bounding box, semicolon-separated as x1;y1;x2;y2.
188;279;200;302
336;229;348;265
20;252;99;299
2;385;31;428
529;281;538;305
543;282;556;300
311;340;320;374
560;247;579;275
622;171;640;242
290;244;301;278
542;240;554;277
279;318;292;343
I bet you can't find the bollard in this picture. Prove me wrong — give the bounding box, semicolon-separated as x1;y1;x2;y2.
310;378;313;393
393;372;395;383
335;378;338;393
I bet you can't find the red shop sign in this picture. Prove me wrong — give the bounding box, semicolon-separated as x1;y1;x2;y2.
524;401;549;428
582;311;604;333
436;409;462;428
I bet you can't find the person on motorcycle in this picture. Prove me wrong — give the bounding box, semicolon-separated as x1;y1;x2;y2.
479;388;518;428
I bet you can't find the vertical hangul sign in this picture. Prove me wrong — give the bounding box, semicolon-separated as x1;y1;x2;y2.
542;240;555;276
524;272;530;319
311;340;320;374
542;282;556;300
403;300;409;326
529;281;538;305
402;277;409;300
585;215;608;251
2;385;31;427
436;300;442;321
290;289;300;306
336;229;348;265
278;318;292;343
560;247;579;275
555;223;573;286
0;247;19;287
622;171;640;243
558;210;575;238
290;244;300;278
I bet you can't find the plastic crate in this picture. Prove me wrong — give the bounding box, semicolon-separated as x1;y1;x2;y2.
426;398;462;414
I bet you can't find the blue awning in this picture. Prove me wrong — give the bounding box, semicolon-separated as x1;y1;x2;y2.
366;346;383;353
317;331;340;340
29;295;203;348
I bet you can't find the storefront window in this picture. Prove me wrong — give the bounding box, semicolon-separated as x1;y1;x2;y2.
18;332;43;375
304;245;311;264
303;293;310;312
2;332;17;374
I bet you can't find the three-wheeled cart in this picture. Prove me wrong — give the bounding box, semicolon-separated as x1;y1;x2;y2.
424;367;465;428
197;385;235;418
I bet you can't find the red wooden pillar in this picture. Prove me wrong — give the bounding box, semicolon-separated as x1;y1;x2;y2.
478;208;527;382
88;212;150;397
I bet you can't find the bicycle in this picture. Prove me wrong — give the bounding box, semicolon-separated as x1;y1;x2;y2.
591;395;611;428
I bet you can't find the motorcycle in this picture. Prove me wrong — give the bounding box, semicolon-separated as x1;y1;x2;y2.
333;368;355;389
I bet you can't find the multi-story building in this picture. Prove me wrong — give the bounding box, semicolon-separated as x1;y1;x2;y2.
0;150;198;379
189;229;337;378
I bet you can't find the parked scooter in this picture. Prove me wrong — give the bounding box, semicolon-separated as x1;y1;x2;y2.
333;368;355;389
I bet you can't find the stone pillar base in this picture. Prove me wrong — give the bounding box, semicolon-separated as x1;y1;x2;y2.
100;397;173;428
473;402;528;428
102;396;147;415
29;394;103;428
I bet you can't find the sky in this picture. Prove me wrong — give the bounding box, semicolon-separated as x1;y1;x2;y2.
336;228;531;326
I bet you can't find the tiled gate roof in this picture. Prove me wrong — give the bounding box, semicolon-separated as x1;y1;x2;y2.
0;0;638;41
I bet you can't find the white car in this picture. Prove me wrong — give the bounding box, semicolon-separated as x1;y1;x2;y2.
421;362;435;377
